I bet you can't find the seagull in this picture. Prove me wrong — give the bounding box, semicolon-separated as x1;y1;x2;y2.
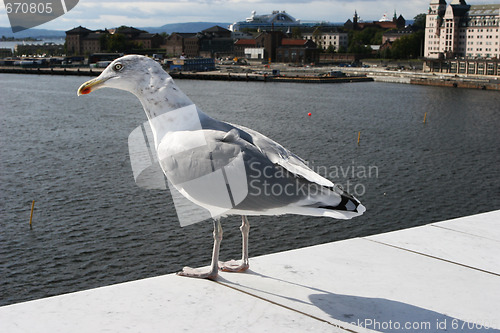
77;55;365;280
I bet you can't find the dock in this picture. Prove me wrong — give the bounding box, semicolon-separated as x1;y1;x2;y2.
2;65;499;89
1;210;498;332
340;67;500;90
0;66;372;84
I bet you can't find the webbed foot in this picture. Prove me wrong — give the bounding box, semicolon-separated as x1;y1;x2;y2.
177;266;218;280
219;260;249;273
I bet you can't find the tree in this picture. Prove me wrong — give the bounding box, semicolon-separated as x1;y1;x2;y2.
326;44;335;53
390;30;424;59
104;33;138;53
347;27;383;54
99;34;107;51
412;13;426;31
348;43;372;54
350;27;383;46
291;27;302;39
312;27;322;47
378;45;392;59
372;30;384;45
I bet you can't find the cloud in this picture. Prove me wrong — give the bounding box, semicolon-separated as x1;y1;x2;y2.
0;0;420;30
60;2;236;28
1;0;497;31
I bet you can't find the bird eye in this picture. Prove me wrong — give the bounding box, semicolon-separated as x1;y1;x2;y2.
113;63;123;71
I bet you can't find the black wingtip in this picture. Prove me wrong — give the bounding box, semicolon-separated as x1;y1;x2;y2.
319;187;364;213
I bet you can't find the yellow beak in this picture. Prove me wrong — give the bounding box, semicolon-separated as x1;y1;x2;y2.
77;77;107;96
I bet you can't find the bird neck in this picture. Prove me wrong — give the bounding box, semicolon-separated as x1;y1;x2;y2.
134;75;193;120
133;75;202;148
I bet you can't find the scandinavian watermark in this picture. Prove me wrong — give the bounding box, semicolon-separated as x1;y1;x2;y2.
4;0;79;33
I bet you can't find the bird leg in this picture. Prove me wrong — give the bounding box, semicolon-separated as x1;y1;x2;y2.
177;219;222;280
219;215;250;272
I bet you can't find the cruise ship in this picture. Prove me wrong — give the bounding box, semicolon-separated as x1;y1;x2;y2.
229;10;306;32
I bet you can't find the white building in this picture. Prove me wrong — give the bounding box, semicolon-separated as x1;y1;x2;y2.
425;0;500;59
302;27;348;52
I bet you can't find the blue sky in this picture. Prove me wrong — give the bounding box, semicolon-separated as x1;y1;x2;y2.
0;0;495;31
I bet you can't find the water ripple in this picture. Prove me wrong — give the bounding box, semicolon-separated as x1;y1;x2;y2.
1;74;499;305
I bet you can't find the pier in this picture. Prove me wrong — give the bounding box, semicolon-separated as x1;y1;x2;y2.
0;66;373;84
0;66;105;76
339;66;500;90
1;210;498;332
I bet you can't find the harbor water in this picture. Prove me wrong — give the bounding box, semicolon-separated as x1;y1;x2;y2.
1;73;499;306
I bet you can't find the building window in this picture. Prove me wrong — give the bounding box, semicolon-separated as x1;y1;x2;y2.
468;63;475;74
486;63;494;75
450;62;457;73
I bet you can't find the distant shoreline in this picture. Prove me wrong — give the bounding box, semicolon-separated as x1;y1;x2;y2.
0;37;42;42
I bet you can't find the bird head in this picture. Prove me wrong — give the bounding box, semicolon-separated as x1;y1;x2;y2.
77;55;168;96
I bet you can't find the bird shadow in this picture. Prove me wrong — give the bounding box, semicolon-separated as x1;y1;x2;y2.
217;270;499;333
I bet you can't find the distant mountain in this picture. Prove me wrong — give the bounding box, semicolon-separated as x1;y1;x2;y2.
142;22;231;34
0;20;416;40
0;27;66;38
0;22;231;39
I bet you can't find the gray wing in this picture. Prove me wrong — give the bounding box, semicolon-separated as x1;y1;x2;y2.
198;111;334;187
190;112;360;214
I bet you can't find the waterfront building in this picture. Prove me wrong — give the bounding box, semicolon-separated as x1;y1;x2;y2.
111;27;164;50
255;31;285;62
276;39;319;64
65;26;163;56
15;42;65;57
164;26;234;58
198;26;234;58
234;39;263;59
234;31;319;63
425;57;499;75
184;35;201;58
424;0;500;59
302;26;348;52
165;33;196;57
66;26;103;55
0;48;12;57
231;31;254;40
167;58;215;71
165;28;254;58
382;26;415;44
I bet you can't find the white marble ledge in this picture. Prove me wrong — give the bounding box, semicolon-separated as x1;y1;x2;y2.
1;210;499;333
